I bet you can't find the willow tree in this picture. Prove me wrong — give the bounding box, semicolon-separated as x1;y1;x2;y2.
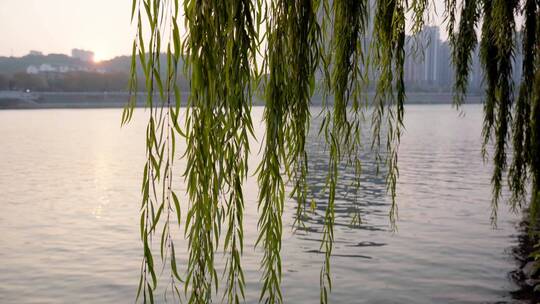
449;0;539;219
124;0;540;303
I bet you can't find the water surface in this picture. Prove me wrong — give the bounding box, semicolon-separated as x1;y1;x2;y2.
0;105;519;303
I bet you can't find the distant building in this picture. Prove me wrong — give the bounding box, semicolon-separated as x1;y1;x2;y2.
470;48;483;90
39;64;55;72
26;63;105;75
437;42;453;87
403;25;488;92
58;66;71;73
26;65;39;74
28;50;43;56
26;64;56;74
71;49;95;62
423;26;440;84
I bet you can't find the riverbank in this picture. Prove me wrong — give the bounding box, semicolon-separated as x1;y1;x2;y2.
0;91;485;109
510;216;540;303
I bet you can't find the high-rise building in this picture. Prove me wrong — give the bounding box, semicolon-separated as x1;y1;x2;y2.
71;49;94;62
437;41;453;87
404;26;443;88
423;26;440;84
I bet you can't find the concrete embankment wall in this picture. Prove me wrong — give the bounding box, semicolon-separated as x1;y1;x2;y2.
1;91;484;109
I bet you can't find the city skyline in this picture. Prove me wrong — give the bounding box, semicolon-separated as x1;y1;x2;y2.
0;0;133;61
0;0;449;61
0;24;525;94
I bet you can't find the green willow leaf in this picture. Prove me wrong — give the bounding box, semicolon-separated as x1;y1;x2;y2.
126;0;540;303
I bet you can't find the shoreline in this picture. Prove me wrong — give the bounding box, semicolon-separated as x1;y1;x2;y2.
0;91;485;110
510;216;540;303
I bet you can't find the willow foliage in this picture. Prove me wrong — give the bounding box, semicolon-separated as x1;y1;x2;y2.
125;0;540;303
449;0;539;227
371;0;406;226
319;0;369;300
452;0;479;106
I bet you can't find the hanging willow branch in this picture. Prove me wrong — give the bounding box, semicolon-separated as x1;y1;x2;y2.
288;0;321;231
479;0;498;162
527;3;540;223
452;0;479;107
219;0;258;302
256;0;320;302
509;0;537;210
448;0;539;227
181;0;259;301
123;1;185;302
126;0;540;302
489;0;518;221
320;0;368;301
531;70;540;222
371;0;406;227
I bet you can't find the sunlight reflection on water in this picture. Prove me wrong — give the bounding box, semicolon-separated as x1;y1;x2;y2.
0;105;520;303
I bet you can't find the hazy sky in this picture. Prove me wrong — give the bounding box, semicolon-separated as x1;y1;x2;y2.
0;0;134;61
0;0;449;61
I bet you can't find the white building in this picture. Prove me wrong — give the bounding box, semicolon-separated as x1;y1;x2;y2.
71;49;95;62
26;65;39;74
39;64;56;72
29;50;43;56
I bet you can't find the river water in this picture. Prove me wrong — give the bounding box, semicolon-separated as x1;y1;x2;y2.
0;105;521;303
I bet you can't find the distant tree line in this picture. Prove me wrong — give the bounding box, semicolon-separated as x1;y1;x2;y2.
0;71;188;92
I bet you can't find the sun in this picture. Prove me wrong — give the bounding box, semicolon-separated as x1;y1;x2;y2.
93;53;104;63
92;49;110;63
